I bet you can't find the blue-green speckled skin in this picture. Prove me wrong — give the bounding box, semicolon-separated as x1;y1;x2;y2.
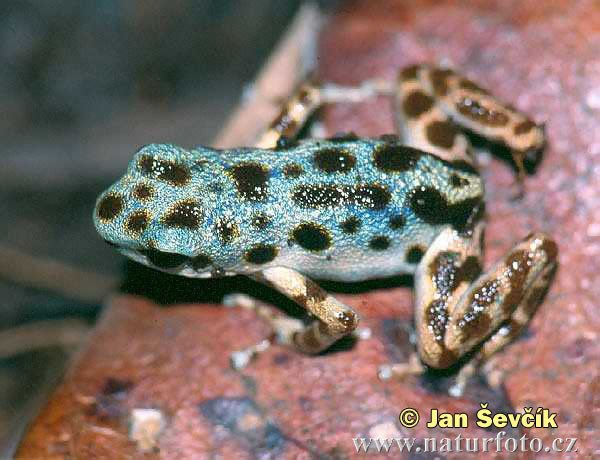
94;139;483;281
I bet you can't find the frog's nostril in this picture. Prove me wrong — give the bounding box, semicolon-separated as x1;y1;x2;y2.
139;249;188;269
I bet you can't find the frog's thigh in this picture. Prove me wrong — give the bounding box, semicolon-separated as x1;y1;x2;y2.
398;64;545;176
395;66;473;164
414;225;484;368
415;228;557;369
252;266;359;353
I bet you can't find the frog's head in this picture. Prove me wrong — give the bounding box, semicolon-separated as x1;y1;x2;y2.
93;143;224;278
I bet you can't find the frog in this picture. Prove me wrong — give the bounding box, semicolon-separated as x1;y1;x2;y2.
94;64;557;396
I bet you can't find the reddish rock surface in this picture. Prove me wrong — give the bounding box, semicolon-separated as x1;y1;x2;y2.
18;0;600;458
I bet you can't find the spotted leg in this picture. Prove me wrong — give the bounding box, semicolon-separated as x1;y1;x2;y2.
255;76;392;148
381;66;554;394
226;267;359;367
381;227;557;396
396;64;545;186
254;267;359;351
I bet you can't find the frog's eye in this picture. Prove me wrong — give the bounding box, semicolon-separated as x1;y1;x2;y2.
139;249;188;269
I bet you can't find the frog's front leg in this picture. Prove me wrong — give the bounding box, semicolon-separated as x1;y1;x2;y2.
254;267;359;352
227;267;359;368
382;226;557;396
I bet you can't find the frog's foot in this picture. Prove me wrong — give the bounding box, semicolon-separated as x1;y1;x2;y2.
224;289;363;369
447;355;507;397
224;293;305;369
378;352;499;398
230;338;272;370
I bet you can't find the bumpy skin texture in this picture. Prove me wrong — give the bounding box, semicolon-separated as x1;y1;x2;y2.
94;140;483;282
94;64;556;374
23;1;600;456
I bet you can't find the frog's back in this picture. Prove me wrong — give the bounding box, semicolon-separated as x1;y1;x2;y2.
94;138;484;282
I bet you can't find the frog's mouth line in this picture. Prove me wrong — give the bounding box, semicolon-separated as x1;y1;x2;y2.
113;244;229;279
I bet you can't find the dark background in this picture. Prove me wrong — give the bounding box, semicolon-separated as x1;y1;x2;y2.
0;0;320;451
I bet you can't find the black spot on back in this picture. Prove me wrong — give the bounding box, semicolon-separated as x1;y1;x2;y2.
426;120;459;149
292;183;391;210
138;155;191;186
140;249;188;269
132;183;154;201
125;210;150;235
403;91;435;118
406;246;425;264
373;144;422;172
352;184;392;210
191;254;213;270
251;213;271;230
245;244;278;264
97;194;124;222
313;148;356;173
229;162;270;201
409;187;450;222
282;163;304;178
408;186;482;232
292;184;343;208
215;218;239;244
162;199;202;229
340;216;361;234
292;223;332;252
389;215;406;230
369;236;390;251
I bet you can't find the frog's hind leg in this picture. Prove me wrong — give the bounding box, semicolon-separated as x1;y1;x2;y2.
255;78;323;149
255;77;392;148
394;65;474;165
397;65;545;184
382;226;557;396
379;223;484;383
422;231;556;368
